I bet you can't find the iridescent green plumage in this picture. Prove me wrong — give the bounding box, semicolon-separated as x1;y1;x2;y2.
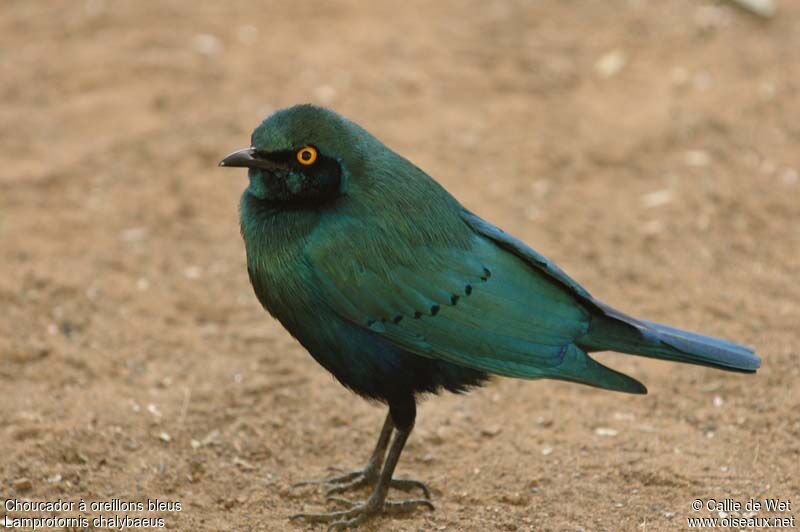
222;104;760;529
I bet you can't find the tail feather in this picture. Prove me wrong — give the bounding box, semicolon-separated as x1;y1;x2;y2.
547;344;648;395
578;302;761;373
639;319;759;371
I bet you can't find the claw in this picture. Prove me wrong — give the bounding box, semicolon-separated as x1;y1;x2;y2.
292;497;434;530
388;478;431;499
326;495;357;507
292;469;370;490
295;469;430;500
384;498;435;514
324;474;371;496
289;415;433;529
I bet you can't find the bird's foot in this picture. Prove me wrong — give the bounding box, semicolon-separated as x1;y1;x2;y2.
291;465;378;496
290;493;434;530
292;466;430;499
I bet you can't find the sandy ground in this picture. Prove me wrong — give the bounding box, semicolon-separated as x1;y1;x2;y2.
1;1;799;531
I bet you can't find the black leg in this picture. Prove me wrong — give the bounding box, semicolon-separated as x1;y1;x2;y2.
292;412;393;493
290;398;434;530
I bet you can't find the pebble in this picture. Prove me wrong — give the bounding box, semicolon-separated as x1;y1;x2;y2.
192;34;223;56
594;427;619;437
120;227;147;243
595;50;627;78
183;266;202;280
13;478;32;492
480;425;502;437
685;150;712;167
641;189;673;209
233;457;256;471
780;167;798;185
727;0;775;18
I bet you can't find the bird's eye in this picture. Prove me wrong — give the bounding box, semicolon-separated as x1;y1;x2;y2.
296;146;318;166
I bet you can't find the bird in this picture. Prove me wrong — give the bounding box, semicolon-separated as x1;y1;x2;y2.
219;104;760;530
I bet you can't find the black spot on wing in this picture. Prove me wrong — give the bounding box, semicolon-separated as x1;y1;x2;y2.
360;263;491;331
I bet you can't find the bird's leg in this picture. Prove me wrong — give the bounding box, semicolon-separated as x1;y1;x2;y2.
290;400;434;530
292;412;392;493
292;411;430;499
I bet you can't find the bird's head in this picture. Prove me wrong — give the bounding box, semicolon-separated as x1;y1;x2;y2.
219;104;375;205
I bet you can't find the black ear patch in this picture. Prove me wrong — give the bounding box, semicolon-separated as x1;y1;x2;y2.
252;149;342;207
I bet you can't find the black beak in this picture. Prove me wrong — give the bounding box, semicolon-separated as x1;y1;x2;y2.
218;148;279;170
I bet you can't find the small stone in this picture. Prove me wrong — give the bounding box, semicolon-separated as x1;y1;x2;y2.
541;446;553;456
759;82;776;101
120;227;147;243
193;429;220;448
641;189;673;209
233;457;256;471
14;478;32;492
193;34;223;56
685;150;712;167
727;0;775;18
158;431;171;443
779;167;798;185
481;426;502;437
594;427;618;437
183;266;202;280
595;50;627;78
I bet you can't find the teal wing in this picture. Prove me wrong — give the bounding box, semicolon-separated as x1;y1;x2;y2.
304;217;646;394
464;211;760;373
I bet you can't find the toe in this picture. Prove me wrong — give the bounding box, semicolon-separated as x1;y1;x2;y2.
390;478;431;499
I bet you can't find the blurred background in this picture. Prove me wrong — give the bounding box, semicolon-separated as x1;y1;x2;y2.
1;1;797;530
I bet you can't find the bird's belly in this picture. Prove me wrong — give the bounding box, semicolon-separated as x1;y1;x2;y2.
281;310;487;402
247;254;487;402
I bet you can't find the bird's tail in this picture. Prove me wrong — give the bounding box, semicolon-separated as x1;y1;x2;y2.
577;302;761;373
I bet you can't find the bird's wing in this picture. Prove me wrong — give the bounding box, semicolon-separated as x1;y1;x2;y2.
304;214;645;393
461;211;596;303
464;211;759;373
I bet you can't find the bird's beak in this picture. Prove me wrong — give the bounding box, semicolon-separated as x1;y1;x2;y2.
218;147;280;171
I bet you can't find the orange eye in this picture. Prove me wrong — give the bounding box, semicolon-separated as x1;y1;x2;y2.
296;146;318;165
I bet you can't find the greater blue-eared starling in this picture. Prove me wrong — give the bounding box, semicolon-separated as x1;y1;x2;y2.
219;104;760;530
